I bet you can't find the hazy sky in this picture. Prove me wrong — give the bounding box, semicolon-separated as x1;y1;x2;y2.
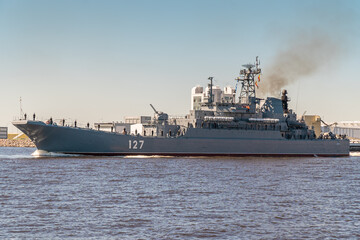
1;0;360;132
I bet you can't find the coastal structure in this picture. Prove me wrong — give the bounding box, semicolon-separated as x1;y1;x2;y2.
303;115;321;137
0;127;7;139
323;121;360;140
12;57;349;156
0;132;35;147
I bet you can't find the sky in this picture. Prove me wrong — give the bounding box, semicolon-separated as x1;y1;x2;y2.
1;0;360;132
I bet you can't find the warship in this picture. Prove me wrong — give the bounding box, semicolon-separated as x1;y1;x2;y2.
13;57;349;156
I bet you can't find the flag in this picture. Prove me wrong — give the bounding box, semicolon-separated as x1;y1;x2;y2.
255;81;259;88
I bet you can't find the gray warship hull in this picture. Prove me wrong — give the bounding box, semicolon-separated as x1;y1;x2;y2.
13;121;349;157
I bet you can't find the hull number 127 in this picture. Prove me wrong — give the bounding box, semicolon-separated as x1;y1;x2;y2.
129;140;144;149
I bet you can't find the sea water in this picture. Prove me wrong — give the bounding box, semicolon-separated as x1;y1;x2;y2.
0;147;359;239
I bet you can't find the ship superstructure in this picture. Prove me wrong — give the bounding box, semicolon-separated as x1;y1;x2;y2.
13;58;349;156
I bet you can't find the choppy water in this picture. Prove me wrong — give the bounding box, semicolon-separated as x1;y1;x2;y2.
1;147;359;239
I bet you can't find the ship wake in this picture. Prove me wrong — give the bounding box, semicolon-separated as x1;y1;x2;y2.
32;150;81;158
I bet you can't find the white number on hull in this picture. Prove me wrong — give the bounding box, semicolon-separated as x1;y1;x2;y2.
129;140;144;149
139;140;144;149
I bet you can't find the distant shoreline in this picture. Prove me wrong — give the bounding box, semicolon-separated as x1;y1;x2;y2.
0;139;35;148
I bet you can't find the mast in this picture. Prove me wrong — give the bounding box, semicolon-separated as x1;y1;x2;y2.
236;56;261;104
207;77;214;104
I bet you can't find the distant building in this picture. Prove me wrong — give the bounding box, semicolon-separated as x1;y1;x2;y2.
191;86;204;110
93;122;116;132
94;116;152;134
114;123;131;134
304;115;321;138
323;121;360;139
124;116;151;124
223;86;236;103
0;127;7;139
191;85;236;110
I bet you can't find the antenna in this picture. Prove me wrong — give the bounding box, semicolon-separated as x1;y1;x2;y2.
20;97;24;119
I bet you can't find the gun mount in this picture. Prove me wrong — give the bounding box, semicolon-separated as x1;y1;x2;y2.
150;104;168;122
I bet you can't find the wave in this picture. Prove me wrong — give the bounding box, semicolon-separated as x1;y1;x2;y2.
31;150;81;158
0;154;35;159
350;152;360;157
